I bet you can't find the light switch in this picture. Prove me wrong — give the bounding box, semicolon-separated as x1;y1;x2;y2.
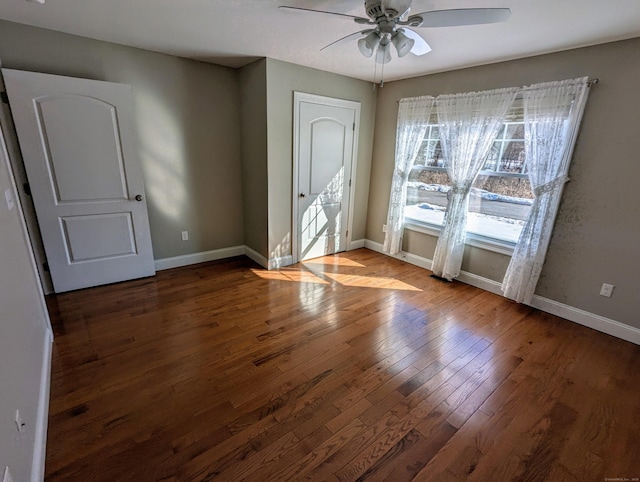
4;189;15;211
3;466;14;482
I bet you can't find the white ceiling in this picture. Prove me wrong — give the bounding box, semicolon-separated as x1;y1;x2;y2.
1;0;640;82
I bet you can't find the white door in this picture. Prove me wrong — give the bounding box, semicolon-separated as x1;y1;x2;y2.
294;93;360;262
3;69;155;293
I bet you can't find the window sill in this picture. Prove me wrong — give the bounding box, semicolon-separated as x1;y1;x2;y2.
403;221;516;256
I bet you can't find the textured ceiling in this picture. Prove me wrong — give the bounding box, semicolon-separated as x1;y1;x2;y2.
1;0;640;82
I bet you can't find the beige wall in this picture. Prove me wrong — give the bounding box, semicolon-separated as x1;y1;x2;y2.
265;58;377;261
0;20;244;260
239;59;269;258
0;21;378;267
367;38;640;328
0;125;50;482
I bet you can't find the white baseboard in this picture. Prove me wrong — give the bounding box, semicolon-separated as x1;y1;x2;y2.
364;239;384;253
32;330;53;482
349;239;366;250
268;255;294;270
529;296;640;345
154;246;245;271
155;245;296;272
363;239;640;346
457;271;503;296
243;246;268;269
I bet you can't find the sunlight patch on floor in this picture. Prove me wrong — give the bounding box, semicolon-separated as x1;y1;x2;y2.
302;256;365;268
322;273;422;291
251;269;329;285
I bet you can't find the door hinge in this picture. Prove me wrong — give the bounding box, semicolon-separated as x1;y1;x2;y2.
1;92;8;104
349;179;352;187
43;262;50;272
346;230;349;237
353;122;355;131
23;182;31;196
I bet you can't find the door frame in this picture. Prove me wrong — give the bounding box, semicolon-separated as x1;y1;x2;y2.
292;91;361;265
0;61;54;294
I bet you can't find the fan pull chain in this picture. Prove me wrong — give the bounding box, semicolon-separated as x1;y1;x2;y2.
373;58;378;87
371;51;385;88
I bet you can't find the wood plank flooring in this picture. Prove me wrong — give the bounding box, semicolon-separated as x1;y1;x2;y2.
44;249;640;481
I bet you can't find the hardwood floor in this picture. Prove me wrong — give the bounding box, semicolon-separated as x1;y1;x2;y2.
44;249;640;481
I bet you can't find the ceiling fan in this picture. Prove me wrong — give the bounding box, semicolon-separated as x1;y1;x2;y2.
280;0;511;64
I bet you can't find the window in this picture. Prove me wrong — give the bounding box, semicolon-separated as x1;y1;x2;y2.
404;118;533;247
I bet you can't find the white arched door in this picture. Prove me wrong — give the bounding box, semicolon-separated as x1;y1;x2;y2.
293;92;360;263
3;69;155;293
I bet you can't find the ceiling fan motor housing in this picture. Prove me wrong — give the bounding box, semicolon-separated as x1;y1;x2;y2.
364;0;385;20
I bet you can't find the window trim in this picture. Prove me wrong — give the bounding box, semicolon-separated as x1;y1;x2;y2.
411;165;529;180
414;120;528;176
403;220;516;256
486;121;527;176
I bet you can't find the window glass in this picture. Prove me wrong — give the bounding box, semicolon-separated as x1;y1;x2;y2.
404;122;534;244
414;125;445;168
406;169;450;228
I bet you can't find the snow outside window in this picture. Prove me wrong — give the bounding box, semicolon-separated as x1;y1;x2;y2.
404;121;533;245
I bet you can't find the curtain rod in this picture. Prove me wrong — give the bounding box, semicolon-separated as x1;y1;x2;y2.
396;78;599;103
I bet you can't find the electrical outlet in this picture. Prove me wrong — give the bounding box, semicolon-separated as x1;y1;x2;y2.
181;231;189;241
599;283;614;298
3;466;14;482
382;224;387;233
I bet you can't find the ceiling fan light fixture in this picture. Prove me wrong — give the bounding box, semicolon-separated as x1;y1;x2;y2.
358;31;381;57
375;39;392;64
392;30;415;57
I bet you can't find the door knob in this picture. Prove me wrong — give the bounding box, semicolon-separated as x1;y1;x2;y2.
299;193;307;198
135;194;143;201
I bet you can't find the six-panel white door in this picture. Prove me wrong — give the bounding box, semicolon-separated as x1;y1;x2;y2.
295;94;358;262
3;69;155;292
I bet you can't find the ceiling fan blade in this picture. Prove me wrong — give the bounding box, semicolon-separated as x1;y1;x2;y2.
320;29;374;51
411;8;511;28
402;28;432;56
279;6;370;23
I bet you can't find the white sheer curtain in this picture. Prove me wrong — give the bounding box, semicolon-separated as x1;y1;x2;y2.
383;96;434;254
431;88;518;280
502;77;589;303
